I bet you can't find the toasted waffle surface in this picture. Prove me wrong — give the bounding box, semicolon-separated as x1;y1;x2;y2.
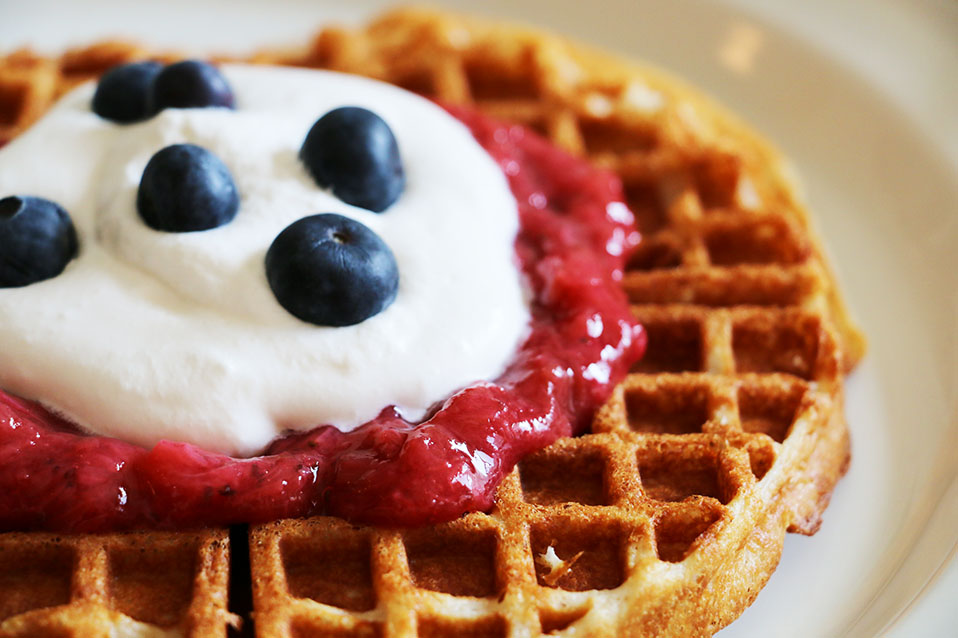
0;7;863;638
0;530;236;638
247;9;862;637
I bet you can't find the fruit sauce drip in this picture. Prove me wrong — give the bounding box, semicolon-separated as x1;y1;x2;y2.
0;106;645;532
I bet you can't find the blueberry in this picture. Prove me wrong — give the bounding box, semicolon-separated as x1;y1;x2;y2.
0;196;78;287
266;214;399;326
137;144;239;232
151;60;235;111
92;61;163;123
299;107;405;213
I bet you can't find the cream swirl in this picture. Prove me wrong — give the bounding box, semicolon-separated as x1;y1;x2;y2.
0;65;530;456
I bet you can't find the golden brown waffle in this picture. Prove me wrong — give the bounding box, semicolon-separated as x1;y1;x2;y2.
0;7;864;637
0;529;236;637
247;9;863;637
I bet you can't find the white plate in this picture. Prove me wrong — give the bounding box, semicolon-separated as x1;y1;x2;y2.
3;1;956;635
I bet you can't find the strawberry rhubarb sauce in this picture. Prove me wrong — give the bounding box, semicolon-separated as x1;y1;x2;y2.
0;104;645;533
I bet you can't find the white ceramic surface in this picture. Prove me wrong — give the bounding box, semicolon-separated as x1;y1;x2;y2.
2;1;956;635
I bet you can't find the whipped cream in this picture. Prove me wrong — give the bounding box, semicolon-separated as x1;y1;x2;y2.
0;65;530;456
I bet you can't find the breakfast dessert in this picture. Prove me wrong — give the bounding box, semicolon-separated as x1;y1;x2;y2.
0;7;864;638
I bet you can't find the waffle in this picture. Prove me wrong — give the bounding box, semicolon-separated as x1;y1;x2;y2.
0;7;864;638
0;529;236;637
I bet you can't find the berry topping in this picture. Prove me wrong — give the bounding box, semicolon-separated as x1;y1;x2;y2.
266;213;399;327
151;60;235;111
137;143;239;232
91;61;163;123
0;196;78;287
299;107;405;213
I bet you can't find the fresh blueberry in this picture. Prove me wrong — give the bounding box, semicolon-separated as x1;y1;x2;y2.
266;213;399;327
299;107;405;213
0;196;78;287
92;61;163;123
151;60;235;111
137;143;239;232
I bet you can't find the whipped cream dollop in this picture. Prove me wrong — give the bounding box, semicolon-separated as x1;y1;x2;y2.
0;65;530;456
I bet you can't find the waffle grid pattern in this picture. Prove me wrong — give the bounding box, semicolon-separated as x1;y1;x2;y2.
0;530;235;637
245;9;859;637
248;372;844;638
0;8;863;638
